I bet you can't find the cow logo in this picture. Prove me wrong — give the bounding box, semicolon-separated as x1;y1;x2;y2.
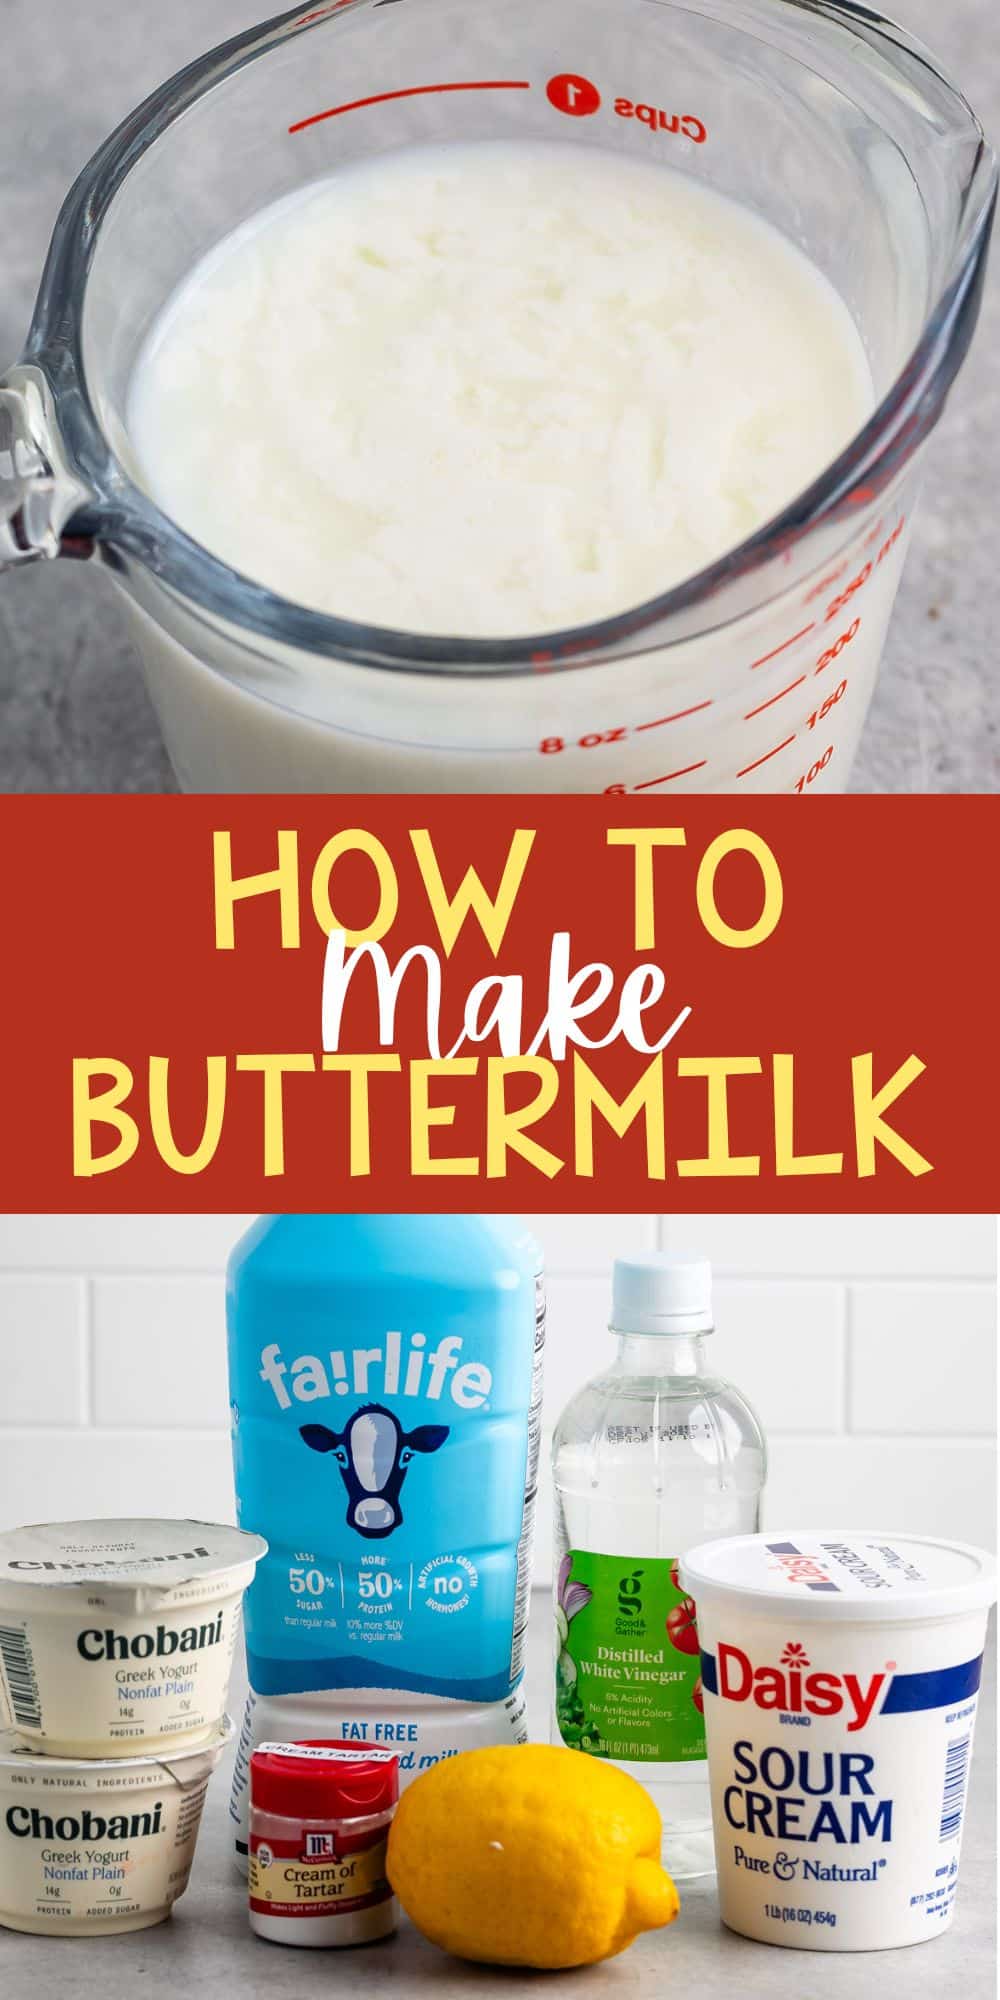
301;1404;449;1539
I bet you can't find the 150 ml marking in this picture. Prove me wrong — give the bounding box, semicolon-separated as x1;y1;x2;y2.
805;679;847;731
546;71;707;143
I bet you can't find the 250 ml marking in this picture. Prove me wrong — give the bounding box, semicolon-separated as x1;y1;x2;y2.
538;697;714;759
289;77;530;135
289;70;706;142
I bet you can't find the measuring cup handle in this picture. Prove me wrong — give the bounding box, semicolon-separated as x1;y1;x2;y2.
0;364;94;570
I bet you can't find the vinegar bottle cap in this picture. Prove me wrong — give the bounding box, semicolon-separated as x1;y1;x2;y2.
610;1253;713;1335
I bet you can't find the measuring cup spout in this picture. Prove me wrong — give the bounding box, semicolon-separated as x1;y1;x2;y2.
0;364;94;571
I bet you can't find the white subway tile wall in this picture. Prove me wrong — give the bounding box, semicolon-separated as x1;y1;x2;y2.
0;1217;994;1568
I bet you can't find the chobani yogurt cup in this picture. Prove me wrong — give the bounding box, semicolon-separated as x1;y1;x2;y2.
680;1531;996;1952
0;1520;267;1757
0;1718;232;1936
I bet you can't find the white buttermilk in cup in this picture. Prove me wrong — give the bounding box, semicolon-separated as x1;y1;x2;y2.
680;1531;996;1952
0;1519;267;1757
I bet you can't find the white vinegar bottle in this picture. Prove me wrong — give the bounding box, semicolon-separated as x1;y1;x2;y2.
552;1254;766;1880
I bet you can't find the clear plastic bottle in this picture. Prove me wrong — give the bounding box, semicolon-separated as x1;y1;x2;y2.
552;1253;766;1881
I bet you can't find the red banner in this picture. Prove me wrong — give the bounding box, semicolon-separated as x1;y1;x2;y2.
1;797;993;1211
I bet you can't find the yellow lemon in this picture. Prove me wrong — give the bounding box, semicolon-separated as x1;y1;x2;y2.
386;1743;680;1969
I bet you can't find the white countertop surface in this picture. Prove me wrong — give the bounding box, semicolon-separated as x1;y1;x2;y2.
1;1599;995;1995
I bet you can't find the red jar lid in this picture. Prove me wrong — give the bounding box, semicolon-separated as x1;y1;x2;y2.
250;1739;399;1821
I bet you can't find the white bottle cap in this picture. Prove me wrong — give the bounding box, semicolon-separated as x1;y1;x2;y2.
610;1253;713;1334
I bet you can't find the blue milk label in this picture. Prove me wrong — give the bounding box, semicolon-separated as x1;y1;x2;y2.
228;1217;544;1706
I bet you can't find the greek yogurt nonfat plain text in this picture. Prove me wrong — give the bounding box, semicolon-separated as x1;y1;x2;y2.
0;1723;232;1936
0;1520;266;1757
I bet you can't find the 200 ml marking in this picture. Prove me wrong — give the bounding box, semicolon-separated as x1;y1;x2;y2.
538;697;714;759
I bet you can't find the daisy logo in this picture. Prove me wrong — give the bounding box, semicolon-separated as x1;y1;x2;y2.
780;1642;810;1669
716;1637;891;1731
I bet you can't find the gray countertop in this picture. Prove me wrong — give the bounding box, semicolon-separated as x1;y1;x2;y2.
0;0;997;793
3;1603;995;1997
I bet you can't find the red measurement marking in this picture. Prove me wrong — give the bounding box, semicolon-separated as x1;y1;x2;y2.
749;623;815;671
804;562;847;605
296;2;354;26
614;99;708;144
737;735;796;779
546;73;601;117
634;761;708;789
744;675;806;721
635;699;714;732
290;79;531;135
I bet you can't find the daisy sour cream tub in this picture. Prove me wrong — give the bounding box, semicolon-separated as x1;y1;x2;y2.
680;1532;996;1952
0;1520;266;1757
0;1720;232;1935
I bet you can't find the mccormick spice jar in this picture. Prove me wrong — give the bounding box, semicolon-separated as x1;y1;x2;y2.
249;1741;399;1947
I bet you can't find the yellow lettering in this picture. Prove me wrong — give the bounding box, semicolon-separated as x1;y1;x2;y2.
410;1059;479;1175
486;1059;562;1179
677;1056;762;1176
235;1055;316;1176
149;1056;227;1175
696;831;783;949
773;1054;843;1176
852;1053;932;1178
573;1053;666;1177
311;832;398;944
606;829;687;950
410;828;535;957
72;1060;138;1178
322;1056;402;1175
213;830;300;950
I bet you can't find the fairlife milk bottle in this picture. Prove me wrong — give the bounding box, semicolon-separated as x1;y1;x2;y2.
226;1216;544;1864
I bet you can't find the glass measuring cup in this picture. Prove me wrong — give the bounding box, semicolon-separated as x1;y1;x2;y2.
0;0;994;794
